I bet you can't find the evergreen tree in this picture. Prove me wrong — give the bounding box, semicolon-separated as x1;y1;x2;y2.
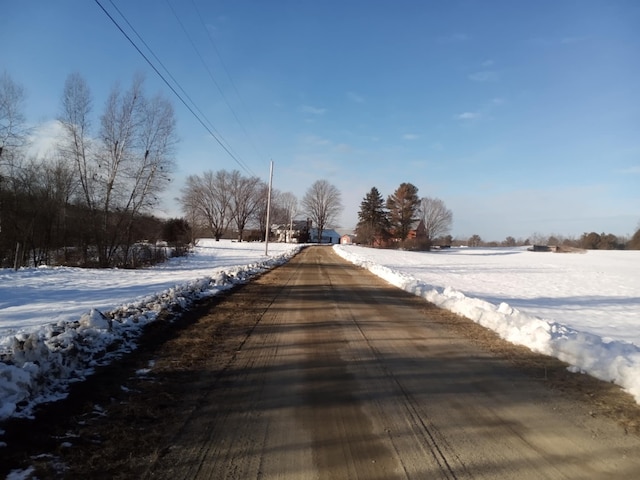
356;187;389;245
386;182;420;241
629;226;640;250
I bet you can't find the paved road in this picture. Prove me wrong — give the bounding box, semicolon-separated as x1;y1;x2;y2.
146;246;640;479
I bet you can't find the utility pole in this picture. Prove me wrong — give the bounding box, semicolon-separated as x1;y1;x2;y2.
264;160;273;255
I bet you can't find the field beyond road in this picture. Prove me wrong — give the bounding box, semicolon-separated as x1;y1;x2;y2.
3;246;640;479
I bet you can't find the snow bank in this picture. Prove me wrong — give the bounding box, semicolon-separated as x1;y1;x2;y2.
0;241;300;421
333;245;640;404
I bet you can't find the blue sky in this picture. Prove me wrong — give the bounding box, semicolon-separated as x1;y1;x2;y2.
2;0;639;241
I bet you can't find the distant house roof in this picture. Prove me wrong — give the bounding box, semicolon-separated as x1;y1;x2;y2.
309;228;341;244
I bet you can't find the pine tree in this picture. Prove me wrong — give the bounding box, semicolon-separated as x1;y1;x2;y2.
386;183;420;241
629;226;640;250
356;187;389;245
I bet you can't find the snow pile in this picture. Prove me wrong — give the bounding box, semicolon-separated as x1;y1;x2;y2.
333;245;640;404
0;240;300;421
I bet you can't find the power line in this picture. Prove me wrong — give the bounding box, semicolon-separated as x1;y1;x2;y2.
166;0;259;169
104;0;242;171
94;0;256;177
189;0;265;160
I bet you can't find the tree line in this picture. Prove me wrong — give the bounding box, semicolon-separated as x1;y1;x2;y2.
435;228;640;250
180;175;344;245
484;230;639;250
1;68;346;267
354;183;640;251
0;71;181;268
356;182;453;250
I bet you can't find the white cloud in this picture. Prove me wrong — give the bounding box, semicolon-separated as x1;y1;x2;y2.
481;59;494;68
27;120;64;158
456;112;481;121
300;105;327;115
468;71;498;82
403;133;420;140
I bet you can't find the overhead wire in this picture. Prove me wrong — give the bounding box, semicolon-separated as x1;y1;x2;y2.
94;0;256;177
189;0;265;160
104;0;246;175
166;0;261;170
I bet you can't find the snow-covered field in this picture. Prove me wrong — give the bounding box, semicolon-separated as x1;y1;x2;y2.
1;241;639;428
0;240;301;422
334;244;640;404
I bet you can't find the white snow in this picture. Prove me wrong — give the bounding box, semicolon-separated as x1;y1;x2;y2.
333;244;640;404
1;240;639;431
0;239;300;422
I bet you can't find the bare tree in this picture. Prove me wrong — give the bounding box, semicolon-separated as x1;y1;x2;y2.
302;179;342;243
278;191;298;242
229;170;263;242
180;170;232;241
265;190;298;242
468;234;482;247
58;73;95;214
58;74;177;266
502;236;517;247
417;196;452;243
118;91;176;259
253;183;272;236
0;72;29;168
0;73;30;265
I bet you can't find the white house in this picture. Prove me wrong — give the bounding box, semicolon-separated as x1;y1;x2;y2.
271;220;310;243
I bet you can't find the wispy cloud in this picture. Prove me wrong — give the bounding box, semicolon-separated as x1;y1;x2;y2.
301;134;330;146
347;92;364;103
300;105;327;115
481;59;494;68
616;165;640;174
403;133;420;140
454;96;505;123
334;143;353;153
529;36;588;47
469;71;499;82
456;112;481;121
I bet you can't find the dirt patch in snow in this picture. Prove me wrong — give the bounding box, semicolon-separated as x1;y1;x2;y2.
1;262;639;478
